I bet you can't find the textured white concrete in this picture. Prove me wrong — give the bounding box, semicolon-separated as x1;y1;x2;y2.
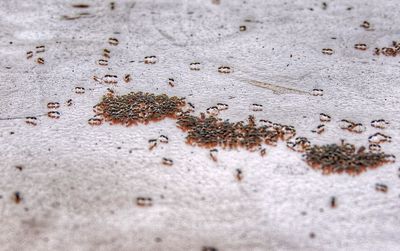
0;0;399;250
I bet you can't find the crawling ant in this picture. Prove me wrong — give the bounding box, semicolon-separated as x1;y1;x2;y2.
35;45;45;53
93;75;102;83
375;183;388;193
136;197;152;207
168;78;175;87
209;149;218;162
368;132;391;144
75;87;85;94
103;74;118;84
259;119;273;127
260;148;266;157
26;51;33;59
25;116;38;126
354;43;367;51
351;123;365;133
385;154;395;163
106;88;115;97
124;74;131;83
382;47;396;57
282;126;296;140
295;137;310;149
369;144;381;153
287;137;310;152
218;66;232;74
319;113;331;122
312;124;325;134
339;119;353;130
339;120;365;133
108;37;119;46
311;89;324;96
371;119;389;129
47;102;60;109
206;106;219;116
148;139;157;150
47;111;60;119
235;169;243;181
144;56;157;64
250;103;263;111
216;103;228;111
360;21;370;29
189;62;201;71
321;48;334;55
158;135;169;144
162;158;173;166
88;117;103;126
103;48;111;58
36;57;45;64
110;2;115;10
97;59;108;66
92;104;104;114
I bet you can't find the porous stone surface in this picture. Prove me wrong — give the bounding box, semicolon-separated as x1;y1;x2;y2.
0;0;399;250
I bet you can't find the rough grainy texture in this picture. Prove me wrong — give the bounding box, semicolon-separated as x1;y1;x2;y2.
0;0;400;250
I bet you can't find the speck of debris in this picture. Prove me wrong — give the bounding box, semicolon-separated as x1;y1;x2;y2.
235;169;243;181
202;247;218;251
330;196;336;208
13;192;22;204
72;4;90;8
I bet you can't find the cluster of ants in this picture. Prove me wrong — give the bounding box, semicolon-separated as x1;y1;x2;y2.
176;114;295;152
322;20;399;57
25;99;73;126
305;140;395;175
374;41;400;57
356;21;399;56
90;91;395;175
91;91;186;126
302;112;394;174
26;45;45;64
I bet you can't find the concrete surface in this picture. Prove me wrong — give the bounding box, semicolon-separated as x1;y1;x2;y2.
0;0;399;250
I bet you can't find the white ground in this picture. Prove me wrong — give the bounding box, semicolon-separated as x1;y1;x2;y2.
0;0;399;250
